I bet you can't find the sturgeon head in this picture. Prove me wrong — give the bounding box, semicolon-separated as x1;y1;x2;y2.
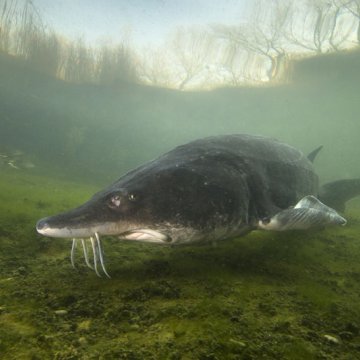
37;159;248;243
36;163;248;276
36;186;172;244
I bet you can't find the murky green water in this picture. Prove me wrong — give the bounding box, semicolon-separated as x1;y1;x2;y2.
1;1;360;359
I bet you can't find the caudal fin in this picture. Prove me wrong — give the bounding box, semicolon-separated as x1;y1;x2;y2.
319;179;360;212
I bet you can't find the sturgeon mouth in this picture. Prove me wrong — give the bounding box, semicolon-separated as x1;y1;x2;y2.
36;217;171;278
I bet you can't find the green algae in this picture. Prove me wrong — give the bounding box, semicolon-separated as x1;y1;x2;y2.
1;169;360;359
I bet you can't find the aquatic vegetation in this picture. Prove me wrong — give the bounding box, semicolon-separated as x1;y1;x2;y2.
1;170;360;359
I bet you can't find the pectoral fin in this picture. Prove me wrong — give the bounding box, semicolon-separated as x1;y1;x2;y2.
258;195;347;231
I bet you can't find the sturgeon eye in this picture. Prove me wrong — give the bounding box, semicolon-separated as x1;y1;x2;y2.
128;193;138;202
109;194;121;208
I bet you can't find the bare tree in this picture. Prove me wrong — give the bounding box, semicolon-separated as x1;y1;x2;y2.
0;0;142;84
340;0;360;43
26;30;61;75
213;0;293;82
96;43;138;85
169;27;216;90
326;1;356;50
287;0;354;53
214;42;264;85
0;0;18;52
63;38;95;83
0;0;61;76
15;0;45;56
137;47;174;87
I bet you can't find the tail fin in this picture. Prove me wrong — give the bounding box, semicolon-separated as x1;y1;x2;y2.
307;145;323;163
319;179;360;212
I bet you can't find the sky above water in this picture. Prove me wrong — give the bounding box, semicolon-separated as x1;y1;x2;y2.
34;0;248;48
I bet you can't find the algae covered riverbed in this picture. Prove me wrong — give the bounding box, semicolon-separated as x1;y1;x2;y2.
1;169;360;359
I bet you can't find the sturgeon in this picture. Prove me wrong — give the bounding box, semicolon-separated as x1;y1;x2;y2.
36;134;360;277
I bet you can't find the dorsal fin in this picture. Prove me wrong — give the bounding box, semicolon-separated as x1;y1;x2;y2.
307;145;323;163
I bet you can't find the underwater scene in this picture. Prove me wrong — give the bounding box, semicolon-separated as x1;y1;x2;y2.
1;1;360;359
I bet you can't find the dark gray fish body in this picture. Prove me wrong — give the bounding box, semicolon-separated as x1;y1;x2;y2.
36;134;357;276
